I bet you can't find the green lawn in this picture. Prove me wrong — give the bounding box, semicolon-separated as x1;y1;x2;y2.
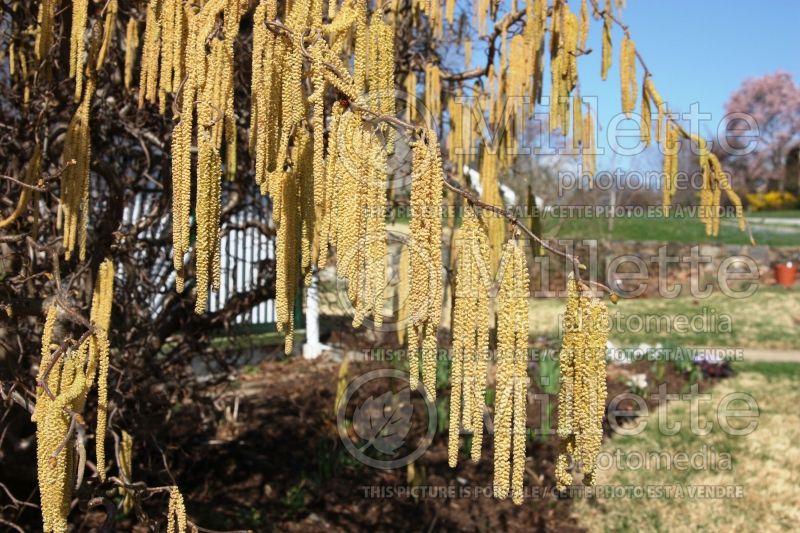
528;287;800;350
573;362;800;532
543;211;798;246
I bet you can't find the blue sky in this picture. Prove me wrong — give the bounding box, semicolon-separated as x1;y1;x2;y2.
451;1;800;170
590;3;798;123
574;0;800;166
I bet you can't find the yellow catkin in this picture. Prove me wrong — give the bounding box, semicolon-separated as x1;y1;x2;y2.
662;123;678;211
493;239;529;504
195;136;223;314
96;0;118;69
366;12;396;151
271;125;314;352
448;207;491;467
166;486;187;533
8;39;15;79
547;2;578;134
572;92;583;150
35;0;56;79
334;358;350;416
563;6;579;94
396;242;410;346
249;0;268;156
619;35;637;117
556;275;609;491
308;42;327;268
119;431;134;513
582;105;596;177
138;0;161;108
430;0;443;38
17;45;31;110
579;0;590;49
601;0;612;81
640;77;652;147
476;0;488;36
37;351;85;533
424;63;442;129
319;102;343;266
353;0;368;93
156;0;178;113
645;77;666;143
33;306;59;420
404;71;418;121
124;18;139;90
61;29;99;261
0;144;40;229
406;129;444;401
505;34;529;153
90;259;115;481
695;134;714;234
35;293;113;533
70;0;90;101
479;152;505;270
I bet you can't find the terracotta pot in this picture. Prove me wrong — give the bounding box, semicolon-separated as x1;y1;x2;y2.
774;263;798;288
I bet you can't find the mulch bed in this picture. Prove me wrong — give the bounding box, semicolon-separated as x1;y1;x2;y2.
4;334;723;532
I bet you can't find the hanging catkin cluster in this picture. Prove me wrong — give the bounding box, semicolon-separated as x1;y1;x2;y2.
270;128;314;353
525;0;548;104
170;0;244;304
366;13;396;120
549;1;579;134
556;274;609;491
693;135;745;236
323;109;389;329
12;0;765;526
60;23;104;261
493;239;530;504
634;70;748;234
448;207;491;467
33;259;115;533
138;0;189;112
246;0;395;353
406;129;444;402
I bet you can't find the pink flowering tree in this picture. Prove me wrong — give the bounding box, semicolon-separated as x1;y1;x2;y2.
720;71;800;194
